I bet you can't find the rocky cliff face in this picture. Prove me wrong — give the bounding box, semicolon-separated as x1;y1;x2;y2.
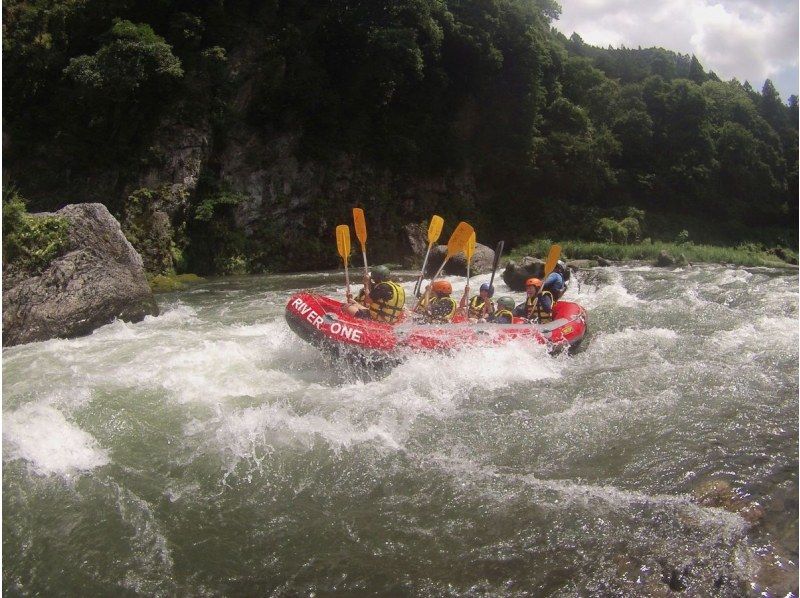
131;117;485;273
3;204;159;347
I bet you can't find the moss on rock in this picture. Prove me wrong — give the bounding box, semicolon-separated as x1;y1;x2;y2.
148;272;204;293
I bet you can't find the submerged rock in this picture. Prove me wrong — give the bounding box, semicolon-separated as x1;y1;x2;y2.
594;255;612;266
3;203;159;347
691;479;765;525
565;259;598;270
655;250;676;267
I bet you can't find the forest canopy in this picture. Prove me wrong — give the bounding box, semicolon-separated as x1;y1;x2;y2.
3;0;797;273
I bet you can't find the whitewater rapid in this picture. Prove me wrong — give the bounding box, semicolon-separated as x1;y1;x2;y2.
3;264;797;595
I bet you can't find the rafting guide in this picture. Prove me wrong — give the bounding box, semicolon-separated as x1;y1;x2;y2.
284;208;587;363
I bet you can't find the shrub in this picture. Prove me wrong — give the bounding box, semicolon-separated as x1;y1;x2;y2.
194;189;247;222
2;189;69;272
595;217;627;243
619;217;641;243
676;230;690;245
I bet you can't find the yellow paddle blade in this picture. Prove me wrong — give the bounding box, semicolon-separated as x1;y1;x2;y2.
543;243;562;277
427;215;444;245
352;208;367;248
446;221;474;259
465;231;476;262
336;224;351;265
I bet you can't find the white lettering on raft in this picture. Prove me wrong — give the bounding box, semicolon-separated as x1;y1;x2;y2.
329;321;363;343
291;298;323;329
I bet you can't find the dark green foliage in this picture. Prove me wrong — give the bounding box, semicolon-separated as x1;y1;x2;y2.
64;19;183;96
3;0;797;273
121;186;186;274
2;190;69;272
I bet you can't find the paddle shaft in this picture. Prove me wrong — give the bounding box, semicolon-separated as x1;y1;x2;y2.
361;249;369;293
481;241;504;319
344;260;351;299
414;243;434;297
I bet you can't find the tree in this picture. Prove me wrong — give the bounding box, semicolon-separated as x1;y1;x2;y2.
688;55;706;84
62;19;184;163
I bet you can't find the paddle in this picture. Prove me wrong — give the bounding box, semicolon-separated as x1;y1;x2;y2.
336;224;352;300
460;231;476;314
352;208;369;292
540;244;562;291
480;240;505;319
416;221;474;312
414;215;444;297
530;244;561;323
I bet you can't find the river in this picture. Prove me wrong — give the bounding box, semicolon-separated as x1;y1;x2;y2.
3;264;798;596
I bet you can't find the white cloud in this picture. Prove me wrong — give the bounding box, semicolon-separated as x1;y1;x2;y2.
554;0;799;100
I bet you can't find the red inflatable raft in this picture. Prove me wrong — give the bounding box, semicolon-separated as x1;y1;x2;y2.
285;292;587;364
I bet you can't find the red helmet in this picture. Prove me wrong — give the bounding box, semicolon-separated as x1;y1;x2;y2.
431;279;452;295
525;277;542;288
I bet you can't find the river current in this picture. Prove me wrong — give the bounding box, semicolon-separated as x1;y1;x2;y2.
3;264;798;596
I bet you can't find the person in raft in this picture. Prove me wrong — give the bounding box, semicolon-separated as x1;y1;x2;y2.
419;279;458;322
489;296;515;323
513;277;554;323
465;282;495;321
346;265;406;324
542;259;569;300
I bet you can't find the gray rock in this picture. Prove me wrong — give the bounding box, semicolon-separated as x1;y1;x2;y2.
424;242;495;277
655;250;676;267
3;203;159;347
566;259;598;269
593;255;612;266
501;257;546;291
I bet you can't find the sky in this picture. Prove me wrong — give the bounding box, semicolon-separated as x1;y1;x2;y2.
552;0;799;103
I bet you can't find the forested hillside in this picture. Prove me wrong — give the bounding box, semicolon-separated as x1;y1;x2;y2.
4;0;797;274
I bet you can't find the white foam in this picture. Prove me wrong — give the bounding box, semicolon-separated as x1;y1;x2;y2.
395;340;559;392
212;403;402;460
714;269;752;286
143;302;200;326
591;327;679;351
573;278;644;309
3;402;110;476
713;315;799;352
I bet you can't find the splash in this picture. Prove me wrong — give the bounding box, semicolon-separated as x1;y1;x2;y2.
4;402;110;476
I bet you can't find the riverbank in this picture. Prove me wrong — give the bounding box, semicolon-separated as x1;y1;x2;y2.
510;239;798;268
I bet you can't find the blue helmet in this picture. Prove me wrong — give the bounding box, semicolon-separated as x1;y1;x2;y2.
479;283;495;297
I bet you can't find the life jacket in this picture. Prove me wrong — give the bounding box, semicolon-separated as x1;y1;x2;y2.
368;281;405;324
525;291;554;323
468;295;494;319
491;308;514;324
414;293;430;314
428;295;457;321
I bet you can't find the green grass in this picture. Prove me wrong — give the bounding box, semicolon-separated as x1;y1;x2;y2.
509;239;798;268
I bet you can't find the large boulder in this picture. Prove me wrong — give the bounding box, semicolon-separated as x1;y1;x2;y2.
424;242;495;277
3;203;159;347
501;257;546;291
